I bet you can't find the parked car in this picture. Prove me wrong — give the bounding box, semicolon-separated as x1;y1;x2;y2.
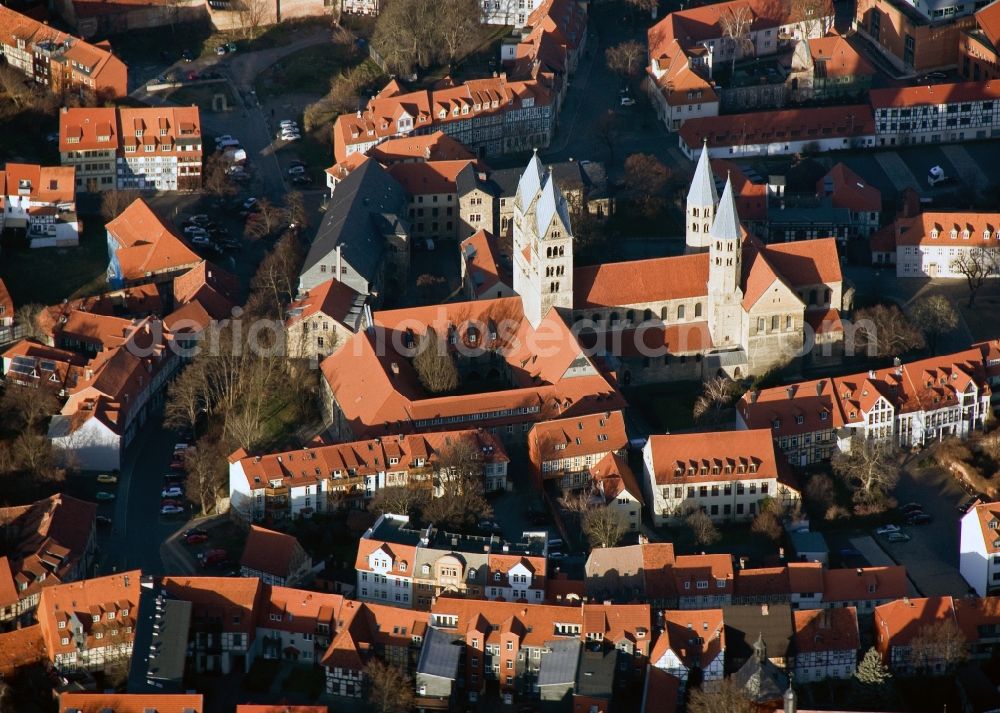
160;498;184;508
907;513;933;525
241;197;258;211
620;96;636;107
181;50;195;62
838;547;863;558
96;492;115;501
548;552;566;560
215;45;228;56
290;175;312;186
875;524;901;536
162;486;184;498
188;214;211;226
96;473;118;484
478;519;502;534
190;235;212;246
161;504;185;516
96;515;113;529
215;134;236;146
201;549;228;566
928;165;948;187
280;120;298;130
279;133;301;142
900;502;923;513
287;165;306;176
226;42;238;53
887;532;912;543
174;442;191;451
183;225;209;236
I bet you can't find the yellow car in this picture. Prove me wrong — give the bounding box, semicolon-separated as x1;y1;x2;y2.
96;474;118;484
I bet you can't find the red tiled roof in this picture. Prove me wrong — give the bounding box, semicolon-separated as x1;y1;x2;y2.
387;159;476;195
592;452;645;505
875;595;956;649
461;229;511;298
0;623;44;676
870;80;1000;109
653;608;725;669
161;575;263;639
528;410;627;466
3;163;76;204
172;261;239;319
977;0;1000;48
574;254;709;309
894;211;1000;247
240;526;305;579
679;105;875;150
817;162;881;213
106;199;200;281
285;278;365;329
807;34;875;78
824;566;908;603
59;694;204;713
793;607;859;653
366;130;477;164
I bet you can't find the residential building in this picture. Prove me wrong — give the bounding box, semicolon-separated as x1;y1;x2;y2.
460;229;516;300
255;586;343;664
869;81;1000;147
814;162;882;238
321;599;429;697
723;603;794;672
0;494;97;622
737;347;992;466
960;500;1000;596
1;339;86;395
0;163;79;248
341;0;380;16
59;106;203;192
527;410;628;491
161;575;264;674
228;429;509;521
792;607;859;682
674;554;736;609
355;513;547;610
47;314;180;470
537;638;581;702
642;429;801;526
584;541;677;605
37;570;140;672
0;6;128;99
641;666;681;713
590;451;645;531
53;0;207;39
58;694;204;713
298;159;409;299
482;0;545;26
416;626;464;704
0;624;45;677
105;198;201;287
387;159;492;242
679;105;877;159
239;526;313;587
573;649;617;713
874;596;959;674
284;278;368;361
788;34;875;103
954;595;1000;662
331;75;554;163
650;608;725;695
889;211;1000;277
319;297;625;444
0;278;11;331
854;0;975;73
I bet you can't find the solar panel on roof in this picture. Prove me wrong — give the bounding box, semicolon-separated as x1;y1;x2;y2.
11;355;34;368
39;360;56;372
8;363;35;376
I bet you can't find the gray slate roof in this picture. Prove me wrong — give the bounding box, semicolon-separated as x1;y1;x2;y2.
709;176;742;241
300;159;407;286
538;639;581;687
536;172;573;237
687;142;718;207
417;627;463;679
576;648;616;698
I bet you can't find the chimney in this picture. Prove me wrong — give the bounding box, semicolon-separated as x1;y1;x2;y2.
761;604;769;616
390;362;400;375
739;556;748;570
638;534;648;545
750;390;760;404
335;244;343;278
785;386;795;400
816;380;825;397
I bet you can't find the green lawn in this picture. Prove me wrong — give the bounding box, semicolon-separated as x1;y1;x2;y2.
255;43;362;99
0;218;108;305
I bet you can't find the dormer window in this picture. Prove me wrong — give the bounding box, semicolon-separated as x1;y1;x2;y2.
930;228;939;239
985;229;992;241
950;229;958;239
494;572;501;581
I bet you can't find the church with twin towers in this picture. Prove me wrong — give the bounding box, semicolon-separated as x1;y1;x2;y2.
508;148;846;382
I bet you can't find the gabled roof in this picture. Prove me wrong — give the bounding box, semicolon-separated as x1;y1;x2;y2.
793;607;859;653
875;595;956;648
106;199;200;280
528;410;627;466
172;261;239;319
240;525;305;579
285;277;366;331
817;163;881;213
653;608;725;669
573;254;709;309
58;694;204;713
461;229;511;298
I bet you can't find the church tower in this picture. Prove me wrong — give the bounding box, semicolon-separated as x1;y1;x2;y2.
512;152;575;328
707;175;744;347
685;140;717;253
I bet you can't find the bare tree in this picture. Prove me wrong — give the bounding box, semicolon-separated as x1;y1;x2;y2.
582;505;627;548
370;486;426;517
693;376;739;424
908;295;958;355
832;436;899;513
687;677;754;713
412;327;459;394
422;438;492;529
623;153;671;219
951;246;1000;307
184;438;227;514
685;508;721;547
366;660;415;713
249;231;303;318
605;40;647;79
243;198;284;240
751;497;784;541
164;362;207;432
100;189;142;222
0;383;59;434
788;0;832;38
560;488;594;517
719;5;755;74
851;304;924;358
372;0;440;74
235;0;270;39
0;65;30;109
14;304;46;342
438;0;482;64
284;191;309;231
909;618;967;674
596;111;618;166
624;0;658;19
12;433;62;481
203;154;237;200
804;472;836;516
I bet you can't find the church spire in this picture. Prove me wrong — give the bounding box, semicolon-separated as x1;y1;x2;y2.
686;139;718;208
709;174;741;241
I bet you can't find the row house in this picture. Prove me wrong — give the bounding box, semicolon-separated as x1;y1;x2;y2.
238;525;313;587
869;80;1000;147
890;210;1000;278
331;75;555;163
590;451;646;531
792;607;859;682
645;0;833;130
737;347;992;467
60;106;203;192
650;608;725;697
527;410;628;491
0;6;127;100
0;163;80;248
813;162;882;239
322;599;429;698
0;494;97;623
37;570;140;672
105;198;201;287
58;694;203;713
254;586;343;665
642;429;802;526
0;339;86;399
47;316;181;471
874;596;960;675
426;598;651;705
319;298;625;445
960;500;1000;596
355;513;548;610
228;428;509;521
723;603;794;672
